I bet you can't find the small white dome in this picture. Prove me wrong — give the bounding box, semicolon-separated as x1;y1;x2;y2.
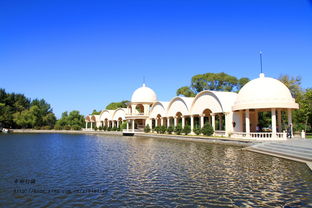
131;84;158;103
233;73;299;111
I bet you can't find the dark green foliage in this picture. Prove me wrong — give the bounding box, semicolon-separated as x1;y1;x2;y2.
174;124;183;135
0;88;56;129
183;125;191;135
94;126;98;131
107;127;112;131
64;125;71;130
54;110;85;130
112;126;117;131
144;124;151;133
72;125;81;130
154;126;161;133
106;100;129;110
176;72;250;97
193;126;201;135
167;126;174;134
120;122;127;130
99;126;103;131
201;123;214;136
91;109;101;115
160;126;167;134
103;126;108;131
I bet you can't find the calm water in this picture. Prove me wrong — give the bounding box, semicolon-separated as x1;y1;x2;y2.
0;134;311;207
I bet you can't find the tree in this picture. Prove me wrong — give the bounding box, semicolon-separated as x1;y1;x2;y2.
106;100;129;110
55;110;85;130
176;72;250;97
176;86;196;97
278;75;302;98
91;109;101;115
13;105;40;128
293;89;312;132
183;125;191;135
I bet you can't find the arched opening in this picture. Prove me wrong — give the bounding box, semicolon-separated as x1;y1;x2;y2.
176;112;182;125
156;114;162;126
203;109;212;126
136;104;144;114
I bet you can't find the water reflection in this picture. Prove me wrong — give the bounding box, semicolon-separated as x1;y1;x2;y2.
0;133;311;207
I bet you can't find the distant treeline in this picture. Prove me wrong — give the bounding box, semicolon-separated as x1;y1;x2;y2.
0;89;85;130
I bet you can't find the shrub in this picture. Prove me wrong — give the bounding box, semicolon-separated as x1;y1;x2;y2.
193;126;201;135
174;124;183;135
107;127;112;131
144;124;151;133
103;126;107;131
34;126;41;130
72;125;81;130
167;126;174;134
54;124;63;130
120;122;127;130
155;126;161;134
112;126;117;131
201;123;214;136
160;126;167;134
94;126;98;131
41;125;52;130
183;125;191;135
64;125;71;130
99;126;103;131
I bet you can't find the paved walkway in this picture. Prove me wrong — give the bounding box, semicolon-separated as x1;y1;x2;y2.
245;139;312;170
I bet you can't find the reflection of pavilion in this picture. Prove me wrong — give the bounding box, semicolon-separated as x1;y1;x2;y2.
86;73;302;140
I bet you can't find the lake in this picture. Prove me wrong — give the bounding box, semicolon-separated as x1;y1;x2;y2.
0;133;311;207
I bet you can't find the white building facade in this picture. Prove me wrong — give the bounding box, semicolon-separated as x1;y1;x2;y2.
85;73;300;140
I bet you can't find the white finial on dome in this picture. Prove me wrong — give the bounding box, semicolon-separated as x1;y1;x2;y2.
259;73;265;78
142;83;146;87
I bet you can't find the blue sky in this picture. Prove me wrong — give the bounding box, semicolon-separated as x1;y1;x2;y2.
1;0;312;118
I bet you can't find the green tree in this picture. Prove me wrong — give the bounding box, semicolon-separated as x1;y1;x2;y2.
278;75;302;98
55;110;85;130
177;72;249;97
176;86;196;97
91;109;101;115
106;100;129;110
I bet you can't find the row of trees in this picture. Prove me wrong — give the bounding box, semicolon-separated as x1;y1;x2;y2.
0;89;85;130
144;124;214;136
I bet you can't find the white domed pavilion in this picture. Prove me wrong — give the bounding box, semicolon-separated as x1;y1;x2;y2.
85;74;301;140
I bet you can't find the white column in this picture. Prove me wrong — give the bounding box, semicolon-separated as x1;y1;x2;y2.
85;122;88;130
91;122;93;130
132;120;135;132
211;113;216;132
255;110;259;129
245;110;250;136
161;117;164;126
156;118;159;127
182;116;185;128
127;121;129;131
288;109;293;137
200;115;204;128
271;108;277;138
167;118;170;128
190;116;194;134
277;109;282;132
174;117;177;127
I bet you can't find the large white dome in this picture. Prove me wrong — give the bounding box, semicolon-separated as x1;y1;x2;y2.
232;73;299;111
131;84;158;103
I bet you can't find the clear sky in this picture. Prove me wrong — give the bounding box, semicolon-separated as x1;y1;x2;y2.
1;0;312;118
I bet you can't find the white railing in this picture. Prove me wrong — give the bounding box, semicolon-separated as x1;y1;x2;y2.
231;132;287;140
214;130;226;136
